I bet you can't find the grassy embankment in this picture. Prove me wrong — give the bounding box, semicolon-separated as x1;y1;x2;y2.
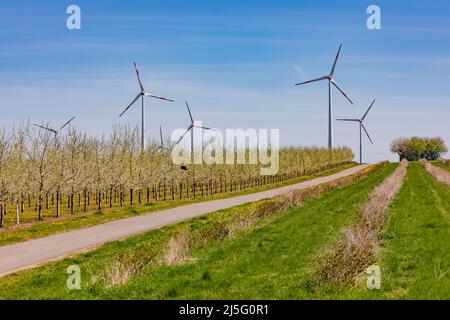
329;162;450;299
0;162;394;299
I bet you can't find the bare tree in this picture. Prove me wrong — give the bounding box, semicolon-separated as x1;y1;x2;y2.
25;125;57;221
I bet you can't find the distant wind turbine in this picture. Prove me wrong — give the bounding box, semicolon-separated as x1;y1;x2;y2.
176;101;215;154
119;61;175;150
337;99;376;164
155;125;169;152
33;116;76;136
295;43;353;149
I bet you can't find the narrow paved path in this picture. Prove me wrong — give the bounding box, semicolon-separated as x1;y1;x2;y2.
0;164;369;277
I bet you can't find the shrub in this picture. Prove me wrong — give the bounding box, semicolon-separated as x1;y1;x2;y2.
391;137;447;161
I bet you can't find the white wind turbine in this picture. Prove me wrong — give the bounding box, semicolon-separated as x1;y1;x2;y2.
295;43;353;149
175;101;215;154
155;125;169;152
33;116;76;136
119;62;175;150
337;99;376;164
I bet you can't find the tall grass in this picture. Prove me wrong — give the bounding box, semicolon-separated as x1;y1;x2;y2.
165;230;193;266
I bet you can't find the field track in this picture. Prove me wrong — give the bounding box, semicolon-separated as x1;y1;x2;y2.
0;164;369;278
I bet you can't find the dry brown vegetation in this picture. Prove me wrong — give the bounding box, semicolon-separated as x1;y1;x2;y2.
422;159;450;187
104;246;159;287
165;229;193;266
318;160;408;284
106;257;137;287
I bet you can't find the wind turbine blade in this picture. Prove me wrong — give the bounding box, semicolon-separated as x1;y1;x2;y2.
134;61;144;91
295;76;328;86
119;93;141;117
196;125;216;131
33;124;58;135
185;101;194;124
32;123;48;130
330;43;342;76
331;80;353;104
362;124;374;144
144;92;175;102
60;116;76;130
336;119;359;122
175;125;193;145
159;125;163;145
361;99;376;120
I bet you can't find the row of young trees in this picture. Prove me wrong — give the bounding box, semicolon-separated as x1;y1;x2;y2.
390;137;448;161
0;125;354;227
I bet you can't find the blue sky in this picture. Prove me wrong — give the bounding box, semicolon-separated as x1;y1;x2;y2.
1;0;449;162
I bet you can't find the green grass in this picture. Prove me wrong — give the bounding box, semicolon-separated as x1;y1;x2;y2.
0;163;395;299
329;162;450;299
3;163;446;300
433;161;450;172
0;163;358;247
